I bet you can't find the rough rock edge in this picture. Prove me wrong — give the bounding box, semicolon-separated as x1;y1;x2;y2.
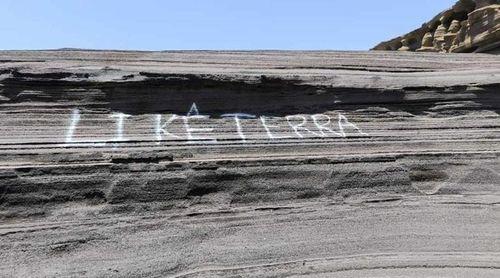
372;0;500;53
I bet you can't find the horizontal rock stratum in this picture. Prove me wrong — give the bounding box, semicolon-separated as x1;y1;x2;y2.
0;50;499;277
373;0;500;53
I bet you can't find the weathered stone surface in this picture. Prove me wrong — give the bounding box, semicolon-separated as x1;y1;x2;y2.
373;0;500;53
416;32;439;52
0;50;499;277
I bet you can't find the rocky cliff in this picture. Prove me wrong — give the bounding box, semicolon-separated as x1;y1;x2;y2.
373;0;500;53
0;50;499;277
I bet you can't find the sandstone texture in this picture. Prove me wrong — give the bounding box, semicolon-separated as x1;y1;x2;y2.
373;0;500;53
0;50;499;277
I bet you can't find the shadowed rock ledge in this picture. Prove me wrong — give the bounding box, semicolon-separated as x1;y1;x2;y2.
0;50;499;277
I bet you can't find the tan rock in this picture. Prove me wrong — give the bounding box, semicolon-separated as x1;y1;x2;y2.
433;21;448;52
416;32;439;52
397;38;411;51
448;20;462;34
442;20;462;50
373;0;500;54
450;21;470;51
452;4;500;52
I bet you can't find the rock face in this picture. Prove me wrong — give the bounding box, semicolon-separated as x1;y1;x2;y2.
373;0;500;53
0;50;499;277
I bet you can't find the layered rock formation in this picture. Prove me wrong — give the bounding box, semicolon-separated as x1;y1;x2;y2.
373;0;500;53
0;50;499;277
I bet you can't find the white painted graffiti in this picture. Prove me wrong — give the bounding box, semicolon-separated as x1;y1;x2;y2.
64;103;368;147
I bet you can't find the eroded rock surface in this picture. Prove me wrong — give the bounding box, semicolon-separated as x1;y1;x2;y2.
0;50;499;277
373;0;500;53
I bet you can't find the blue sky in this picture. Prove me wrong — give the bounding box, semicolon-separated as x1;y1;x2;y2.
1;0;456;50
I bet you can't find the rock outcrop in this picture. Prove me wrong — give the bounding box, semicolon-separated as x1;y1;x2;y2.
373;0;500;53
0;50;499;277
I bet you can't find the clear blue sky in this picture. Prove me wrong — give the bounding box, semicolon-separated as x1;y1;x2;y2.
1;0;456;51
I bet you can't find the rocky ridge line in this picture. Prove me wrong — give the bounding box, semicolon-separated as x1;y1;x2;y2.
373;0;500;53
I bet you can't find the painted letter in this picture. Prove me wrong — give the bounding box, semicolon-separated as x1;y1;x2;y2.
311;114;342;137
260;116;290;140
110;112;131;147
155;114;181;144
221;113;256;142
338;113;368;137
286;115;321;138
63;109;106;147
186;102;200;116
183;115;217;143
65;109;81;144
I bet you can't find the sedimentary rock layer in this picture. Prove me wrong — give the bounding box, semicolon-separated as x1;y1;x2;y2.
373;0;500;53
0;50;499;277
